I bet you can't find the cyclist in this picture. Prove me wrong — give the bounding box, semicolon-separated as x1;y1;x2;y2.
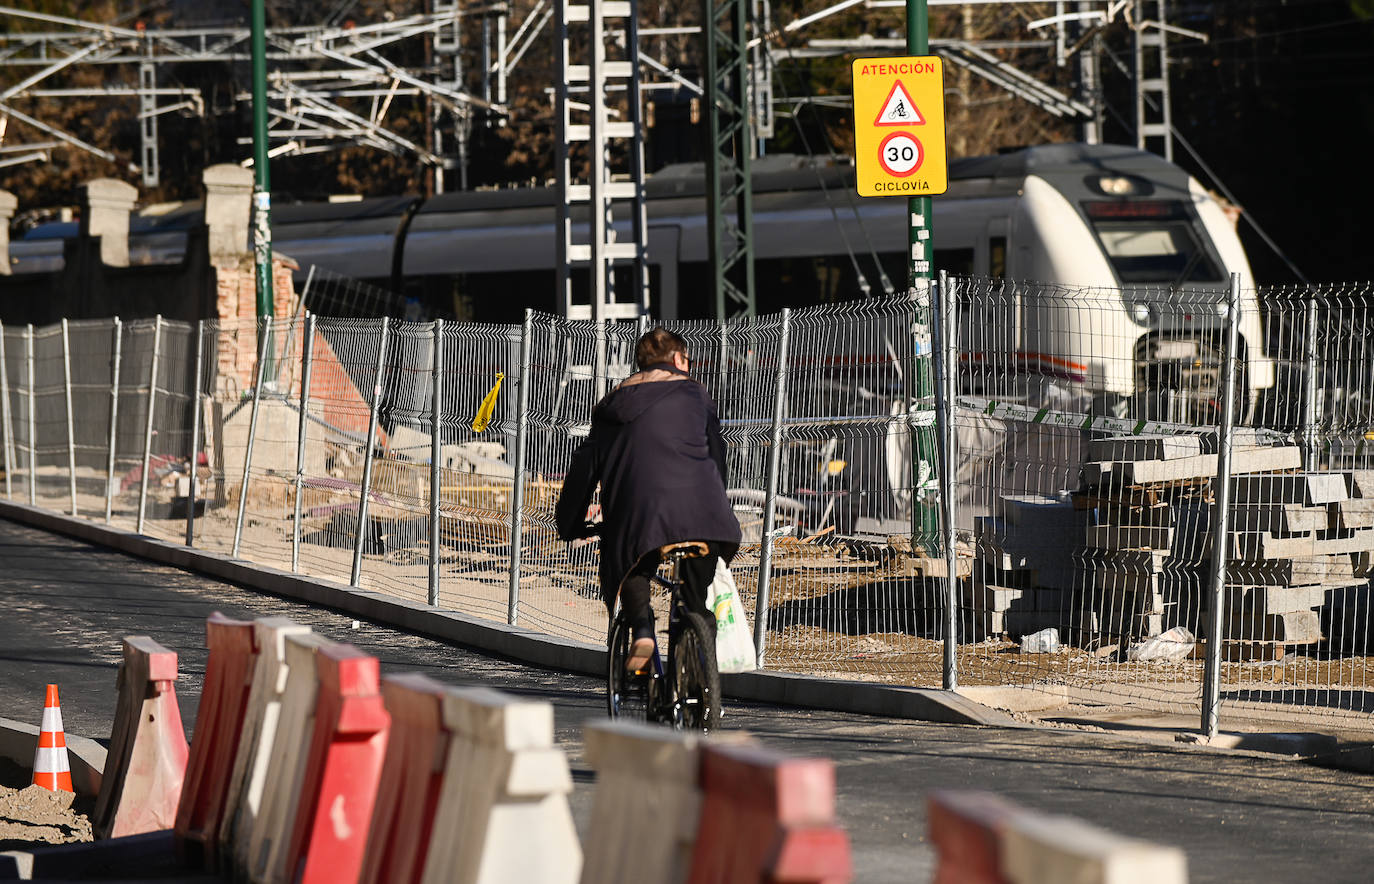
555;327;741;672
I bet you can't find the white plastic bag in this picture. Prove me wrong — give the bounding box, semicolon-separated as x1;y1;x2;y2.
710;558;756;673
1126;626;1196;663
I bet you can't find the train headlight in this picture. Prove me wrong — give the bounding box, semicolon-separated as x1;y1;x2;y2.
1096;176;1139;195
1129;303;1151;325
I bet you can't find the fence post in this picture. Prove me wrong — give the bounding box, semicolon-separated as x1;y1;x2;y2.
1201;273;1243;739
752;307;792;669
1301;292;1319;472
350;318;390;587
185;320;206;547
26;324;35;506
0;321;12;501
233;316;271;557
136;316;163;534
105;318;122;524
292;314;315;573
61;319;77;516
507;310;534;626
934;272;960;690
428;318;444;606
718;323;729;402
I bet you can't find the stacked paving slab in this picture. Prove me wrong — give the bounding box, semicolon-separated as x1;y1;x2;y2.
1210;470;1374;659
971;495;1090;642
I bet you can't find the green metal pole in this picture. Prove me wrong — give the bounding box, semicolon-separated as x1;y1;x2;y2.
907;0;939;554
251;0;274;321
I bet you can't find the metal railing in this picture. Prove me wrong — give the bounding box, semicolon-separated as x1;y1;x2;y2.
2;272;1372;735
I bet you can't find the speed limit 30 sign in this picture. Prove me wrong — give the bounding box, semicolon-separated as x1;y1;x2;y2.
851;56;947;197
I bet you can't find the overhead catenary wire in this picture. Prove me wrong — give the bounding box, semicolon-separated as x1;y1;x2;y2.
770;54;877;298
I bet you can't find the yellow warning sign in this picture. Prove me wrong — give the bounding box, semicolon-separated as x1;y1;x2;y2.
851;56;947;197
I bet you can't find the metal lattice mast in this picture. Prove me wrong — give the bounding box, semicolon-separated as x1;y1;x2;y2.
1133;0;1172;160
432;0;463;192
554;0;649;322
703;0;755;320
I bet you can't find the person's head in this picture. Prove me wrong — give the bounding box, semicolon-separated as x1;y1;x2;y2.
635;326;690;373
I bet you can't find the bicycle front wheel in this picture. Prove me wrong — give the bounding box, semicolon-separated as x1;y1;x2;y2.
607;613;652;721
670;611;722;733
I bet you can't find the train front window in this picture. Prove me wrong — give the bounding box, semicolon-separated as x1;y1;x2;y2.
1082;200;1221;284
1092;223;1219;283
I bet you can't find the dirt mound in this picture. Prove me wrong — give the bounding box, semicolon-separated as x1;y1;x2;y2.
0;765;93;850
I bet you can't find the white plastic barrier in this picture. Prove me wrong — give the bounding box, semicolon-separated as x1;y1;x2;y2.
222;617;312;869
245;632;333;884
579;721;701;884
928;790;1188;884
420;687;581;884
1000;811;1188;884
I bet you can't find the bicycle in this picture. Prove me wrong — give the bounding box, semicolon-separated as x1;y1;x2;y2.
606;541;722;732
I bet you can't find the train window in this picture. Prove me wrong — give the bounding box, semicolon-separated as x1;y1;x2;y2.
935;248;974;277
1090;223;1221;284
989;237;1006;278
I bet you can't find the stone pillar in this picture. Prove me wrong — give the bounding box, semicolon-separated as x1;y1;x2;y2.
203;164;253;265
79;178;138;268
0;190;17;276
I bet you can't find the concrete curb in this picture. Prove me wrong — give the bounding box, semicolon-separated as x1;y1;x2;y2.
0;716;105;797
0;500;1016;729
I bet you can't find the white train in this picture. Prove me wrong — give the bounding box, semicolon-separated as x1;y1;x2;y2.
8;141;1270;414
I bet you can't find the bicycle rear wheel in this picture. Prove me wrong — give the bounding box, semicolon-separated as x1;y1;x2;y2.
670;611;722;733
607;613;652;721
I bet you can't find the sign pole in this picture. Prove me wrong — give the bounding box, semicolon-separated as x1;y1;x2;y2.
907;0;940;554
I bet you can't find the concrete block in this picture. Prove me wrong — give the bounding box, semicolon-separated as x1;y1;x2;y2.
968;585;1027;612
1217;530;1374;561
1209;609;1323;643
1110;445;1300;485
1085;525;1173;551
1223;584;1334;616
1080;548;1170;574
1087;434;1201;463
1231;472;1349;506
1224;555;1353;585
1232;504;1329;535
1330;498;1374;531
1345;470;1374;499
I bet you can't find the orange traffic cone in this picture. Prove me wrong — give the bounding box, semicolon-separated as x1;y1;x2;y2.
32;684;73;792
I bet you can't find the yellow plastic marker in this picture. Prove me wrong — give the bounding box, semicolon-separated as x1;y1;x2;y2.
471;372;504;432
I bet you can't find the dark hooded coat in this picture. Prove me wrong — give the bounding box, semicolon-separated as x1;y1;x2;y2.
555;364;742;607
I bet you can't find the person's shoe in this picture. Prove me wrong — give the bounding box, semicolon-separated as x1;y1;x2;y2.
626;637;655;673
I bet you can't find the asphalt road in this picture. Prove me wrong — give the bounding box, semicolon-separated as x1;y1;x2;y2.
0;518;1371;882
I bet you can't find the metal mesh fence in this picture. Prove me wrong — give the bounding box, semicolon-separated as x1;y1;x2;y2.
6;270;1374;733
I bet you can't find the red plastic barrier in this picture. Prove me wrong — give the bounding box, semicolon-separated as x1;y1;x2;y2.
686;743;851;884
926;790;1019;884
358;673;451;884
283;642;391;884
174;613;257;868
92;637;189;839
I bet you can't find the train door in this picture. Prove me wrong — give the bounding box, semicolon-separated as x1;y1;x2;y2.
959;217;1016;394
